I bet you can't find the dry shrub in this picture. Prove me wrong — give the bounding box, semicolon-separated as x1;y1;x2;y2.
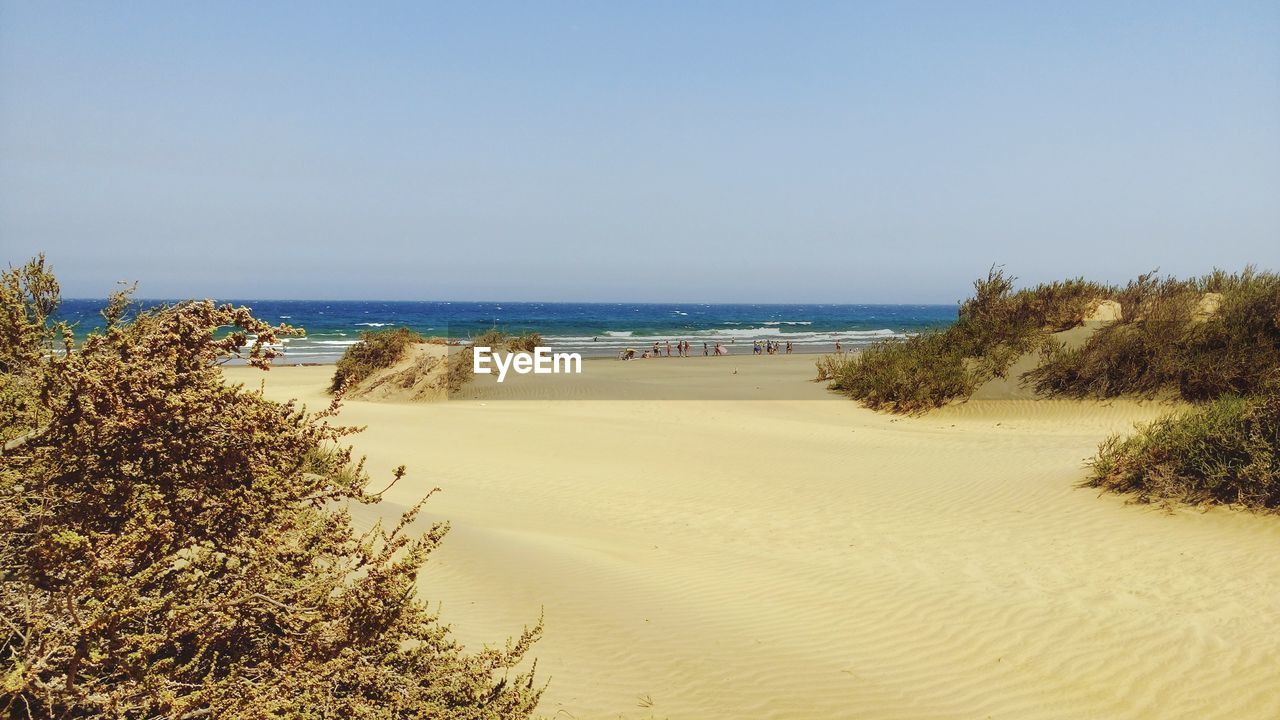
330;327;425;392
1;258;541;719
445;344;476;394
814;353;853;382
472;328;543;353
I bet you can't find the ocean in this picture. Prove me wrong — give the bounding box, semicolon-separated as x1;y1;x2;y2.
54;299;957;363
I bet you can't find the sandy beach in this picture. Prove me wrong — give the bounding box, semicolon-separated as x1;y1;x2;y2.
225;355;1280;719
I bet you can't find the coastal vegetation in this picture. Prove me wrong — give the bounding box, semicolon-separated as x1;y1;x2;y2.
1088;394;1280;510
1026;269;1280;401
330;327;544;399
821;266;1280;511
817;268;1111;413
439;329;543;393
472;328;544;354
1;257;542;718
823;267;1280;412
329;326;426;392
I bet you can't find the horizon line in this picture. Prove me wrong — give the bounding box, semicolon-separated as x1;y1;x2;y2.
61;297;962;307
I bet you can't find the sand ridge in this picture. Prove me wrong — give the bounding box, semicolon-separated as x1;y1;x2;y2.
225;357;1280;719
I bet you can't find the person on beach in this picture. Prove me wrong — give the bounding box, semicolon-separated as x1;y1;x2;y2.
753;341;761;355
835;340;842;353
786;341;793;354
653;341;660;357
703;342;709;356
665;340;672;357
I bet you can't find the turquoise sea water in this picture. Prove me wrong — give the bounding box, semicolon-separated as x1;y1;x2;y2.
55;299;957;362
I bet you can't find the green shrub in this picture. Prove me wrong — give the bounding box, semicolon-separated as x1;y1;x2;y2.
828;266;1280;413
1009;278;1113;332
1088;393;1280;510
1026;325;1176;399
824;332;974;413
1026;268;1280;401
822;267;1098;412
330;327;425;392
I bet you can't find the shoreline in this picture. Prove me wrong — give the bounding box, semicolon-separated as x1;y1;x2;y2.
269;348;857;368
271;343;867;367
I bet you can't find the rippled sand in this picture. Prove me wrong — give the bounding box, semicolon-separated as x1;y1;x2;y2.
226;355;1280;719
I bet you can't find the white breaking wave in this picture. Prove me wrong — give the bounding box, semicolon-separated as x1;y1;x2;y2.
537;328;905;350
274;326;912;362
695;327;784;337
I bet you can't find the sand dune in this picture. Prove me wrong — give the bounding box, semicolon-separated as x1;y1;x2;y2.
225;356;1280;719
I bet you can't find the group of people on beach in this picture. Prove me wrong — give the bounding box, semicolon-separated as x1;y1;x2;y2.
616;338;851;360
618;339;731;360
619;337;809;360
753;340;792;355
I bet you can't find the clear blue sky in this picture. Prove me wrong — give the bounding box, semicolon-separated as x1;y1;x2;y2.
2;1;1277;302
